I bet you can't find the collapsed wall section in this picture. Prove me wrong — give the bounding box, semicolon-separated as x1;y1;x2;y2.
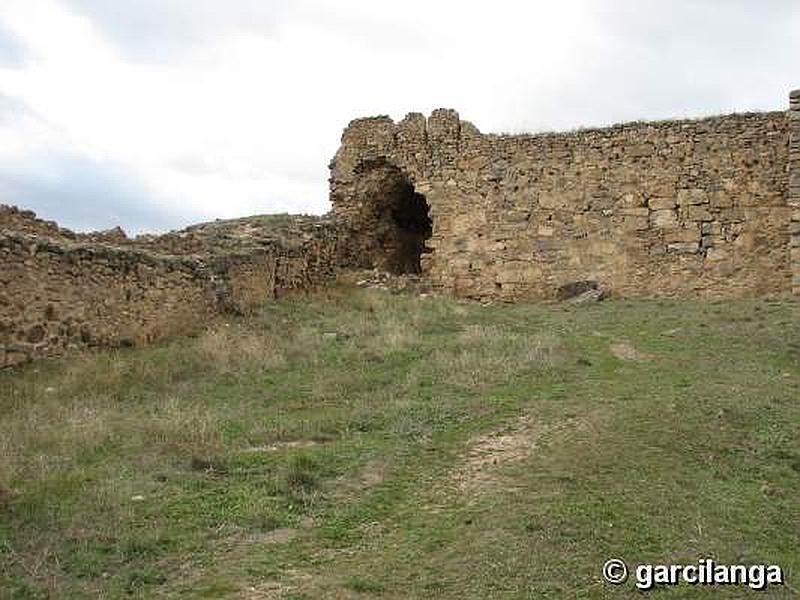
331;101;793;300
0;211;337;368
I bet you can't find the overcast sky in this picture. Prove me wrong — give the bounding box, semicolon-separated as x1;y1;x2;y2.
0;1;798;234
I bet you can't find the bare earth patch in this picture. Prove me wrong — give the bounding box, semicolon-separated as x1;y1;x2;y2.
451;411;607;493
242;569;314;600
330;459;387;501
610;340;653;362
240;439;319;453
451;415;545;492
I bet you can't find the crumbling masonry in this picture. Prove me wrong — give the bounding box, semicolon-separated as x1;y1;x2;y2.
332;90;800;300
0;209;336;367
2;89;799;367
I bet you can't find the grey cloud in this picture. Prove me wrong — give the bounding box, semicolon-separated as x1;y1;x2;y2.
0;22;27;67
168;154;217;177
0;93;32;126
61;0;293;61
0;95;185;234
0;152;194;234
4;1;799;233
488;0;800;133
60;0;433;62
169;153;327;184
293;4;434;53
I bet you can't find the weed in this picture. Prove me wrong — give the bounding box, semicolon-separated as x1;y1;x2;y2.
0;291;797;598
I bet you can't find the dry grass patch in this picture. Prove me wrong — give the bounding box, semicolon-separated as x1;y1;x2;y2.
0;436;16;495
144;396;224;457
609;340;654;362
438;326;563;389
193;325;286;373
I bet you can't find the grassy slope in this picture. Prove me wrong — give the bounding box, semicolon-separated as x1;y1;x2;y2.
0;288;798;599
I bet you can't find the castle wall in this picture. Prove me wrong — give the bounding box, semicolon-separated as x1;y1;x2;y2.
331;98;795;300
0;233;216;367
3;92;797;367
0;215;337;368
790;89;800;295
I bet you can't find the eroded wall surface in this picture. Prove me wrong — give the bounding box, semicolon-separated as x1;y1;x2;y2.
331;100;795;301
790;90;800;295
0;208;336;367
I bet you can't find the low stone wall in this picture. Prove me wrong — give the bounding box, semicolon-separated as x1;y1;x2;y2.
0;211;337;368
0;232;215;367
331;94;796;301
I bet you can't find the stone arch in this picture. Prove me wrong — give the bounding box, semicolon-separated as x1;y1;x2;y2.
339;159;432;274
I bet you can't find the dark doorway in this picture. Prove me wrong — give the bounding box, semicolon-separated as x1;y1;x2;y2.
342;161;433;274
385;179;432;274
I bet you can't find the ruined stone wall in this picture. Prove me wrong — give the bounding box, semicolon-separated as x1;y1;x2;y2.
0;232;216;367
0;205;74;239
790;89;800;295
0;205;129;244
0;209;337;367
331;97;795;300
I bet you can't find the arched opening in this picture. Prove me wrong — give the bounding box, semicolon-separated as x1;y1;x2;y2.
384;179;432;274
345;161;432;275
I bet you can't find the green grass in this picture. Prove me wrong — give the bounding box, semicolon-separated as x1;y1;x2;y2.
1;286;798;598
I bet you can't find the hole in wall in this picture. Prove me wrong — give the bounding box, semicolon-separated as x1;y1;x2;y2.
387;180;432;274
349;160;433;275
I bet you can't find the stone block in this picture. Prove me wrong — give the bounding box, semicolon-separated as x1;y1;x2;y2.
622;216;649;231
717;208;745;223
686;206;713;222
538;192;565;209
619;207;650;217
677;189;709;206
556;280;603;301
710;191;733;209
630;144;654;157
537;225;555;237
618;192;646;208
650;209;678;228
648;197;677;210
706;247;728;261
667;242;700;254
666;227;701;243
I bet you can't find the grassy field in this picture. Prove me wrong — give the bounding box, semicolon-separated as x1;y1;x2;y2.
1;286;798;598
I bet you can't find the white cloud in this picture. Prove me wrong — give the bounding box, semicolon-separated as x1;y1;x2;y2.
0;0;797;232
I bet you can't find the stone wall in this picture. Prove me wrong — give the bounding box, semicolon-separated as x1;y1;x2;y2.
790;89;800;295
0;205;75;239
4;91;798;366
0;209;336;367
331;96;795;301
0;232;214;367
